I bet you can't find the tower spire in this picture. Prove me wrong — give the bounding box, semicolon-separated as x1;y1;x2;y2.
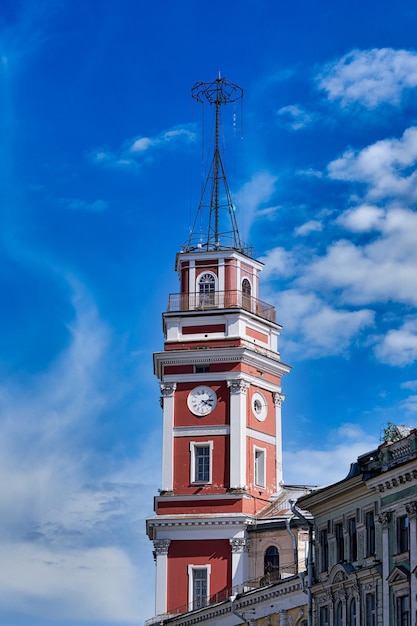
185;76;250;255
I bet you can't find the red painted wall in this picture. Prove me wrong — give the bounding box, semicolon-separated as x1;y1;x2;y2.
167;539;231;613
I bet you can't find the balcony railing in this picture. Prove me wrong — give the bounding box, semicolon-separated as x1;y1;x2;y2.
167;290;276;323
144;567;299;625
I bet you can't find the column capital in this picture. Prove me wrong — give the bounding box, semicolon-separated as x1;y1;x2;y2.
273;392;285;407
406;501;417;520
227;379;250;395
229;537;250;553
378;511;391;528
160;382;177;397
153;539;171;555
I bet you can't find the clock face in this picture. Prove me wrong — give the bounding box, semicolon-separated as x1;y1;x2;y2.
187;385;217;416
252;392;268;421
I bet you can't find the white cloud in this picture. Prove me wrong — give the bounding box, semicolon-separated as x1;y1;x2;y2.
301;207;417;306
90;124;196;171
328;126;417;203
337;204;384;232
272;289;374;359
401;380;417;391
318;48;417;108
259;247;295;280
374;318;417;366
276;104;318;131
0;543;140;622
400;395;417;412
284;424;378;485
294;220;323;236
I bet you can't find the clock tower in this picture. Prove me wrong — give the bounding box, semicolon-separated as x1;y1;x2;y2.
146;77;290;619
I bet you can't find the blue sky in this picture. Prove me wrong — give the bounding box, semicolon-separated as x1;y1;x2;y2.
1;0;417;624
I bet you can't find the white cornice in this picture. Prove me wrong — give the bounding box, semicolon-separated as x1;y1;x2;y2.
154;346;290;382
247;428;276;445
174;425;230;437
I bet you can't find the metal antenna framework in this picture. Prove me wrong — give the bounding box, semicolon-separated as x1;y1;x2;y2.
185;76;249;255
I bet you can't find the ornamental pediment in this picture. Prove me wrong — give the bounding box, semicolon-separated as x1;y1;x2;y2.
387;565;410;584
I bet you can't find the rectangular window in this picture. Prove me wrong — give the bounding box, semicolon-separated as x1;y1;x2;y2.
365;511;376;556
396;595;410;626
319;606;329;626
348;517;357;561
188;565;210;610
320;528;329;572
195;365;209;373
335;522;345;562
397;515;409;554
190;442;212;484
365;593;376;626
254;447;266;488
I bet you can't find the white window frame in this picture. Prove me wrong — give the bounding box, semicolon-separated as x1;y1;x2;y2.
188;564;211;610
197;272;217;307
254;446;266;488
190;441;213;484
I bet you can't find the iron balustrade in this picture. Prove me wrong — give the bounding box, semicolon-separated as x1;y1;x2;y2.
143;566;300;625
167;290;276;323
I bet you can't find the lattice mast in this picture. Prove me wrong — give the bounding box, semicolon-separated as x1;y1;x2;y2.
186;75;248;254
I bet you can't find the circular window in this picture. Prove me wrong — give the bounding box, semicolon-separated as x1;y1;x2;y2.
252;392;268;421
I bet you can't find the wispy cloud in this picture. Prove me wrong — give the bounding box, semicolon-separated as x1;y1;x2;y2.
318;48;417;108
284;423;378;485
276;104;319;131
0;278;158;623
89;124;197;171
60;198;109;212
294;220;323;236
235;171;278;241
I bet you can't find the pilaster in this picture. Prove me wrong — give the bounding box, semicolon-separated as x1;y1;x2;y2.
273;392;285;487
229;537;250;588
228;379;250;490
154;539;171;615
160;383;176;492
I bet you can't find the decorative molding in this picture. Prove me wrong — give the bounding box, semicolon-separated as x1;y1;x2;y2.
373;469;417;492
153;539;171;555
227;379;250;394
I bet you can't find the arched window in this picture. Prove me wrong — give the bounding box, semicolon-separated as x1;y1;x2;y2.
335;601;343;626
264;546;279;581
198;273;216;307
348;598;357;626
242;278;251;311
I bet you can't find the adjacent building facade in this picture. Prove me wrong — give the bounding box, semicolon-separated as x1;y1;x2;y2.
298;426;417;626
